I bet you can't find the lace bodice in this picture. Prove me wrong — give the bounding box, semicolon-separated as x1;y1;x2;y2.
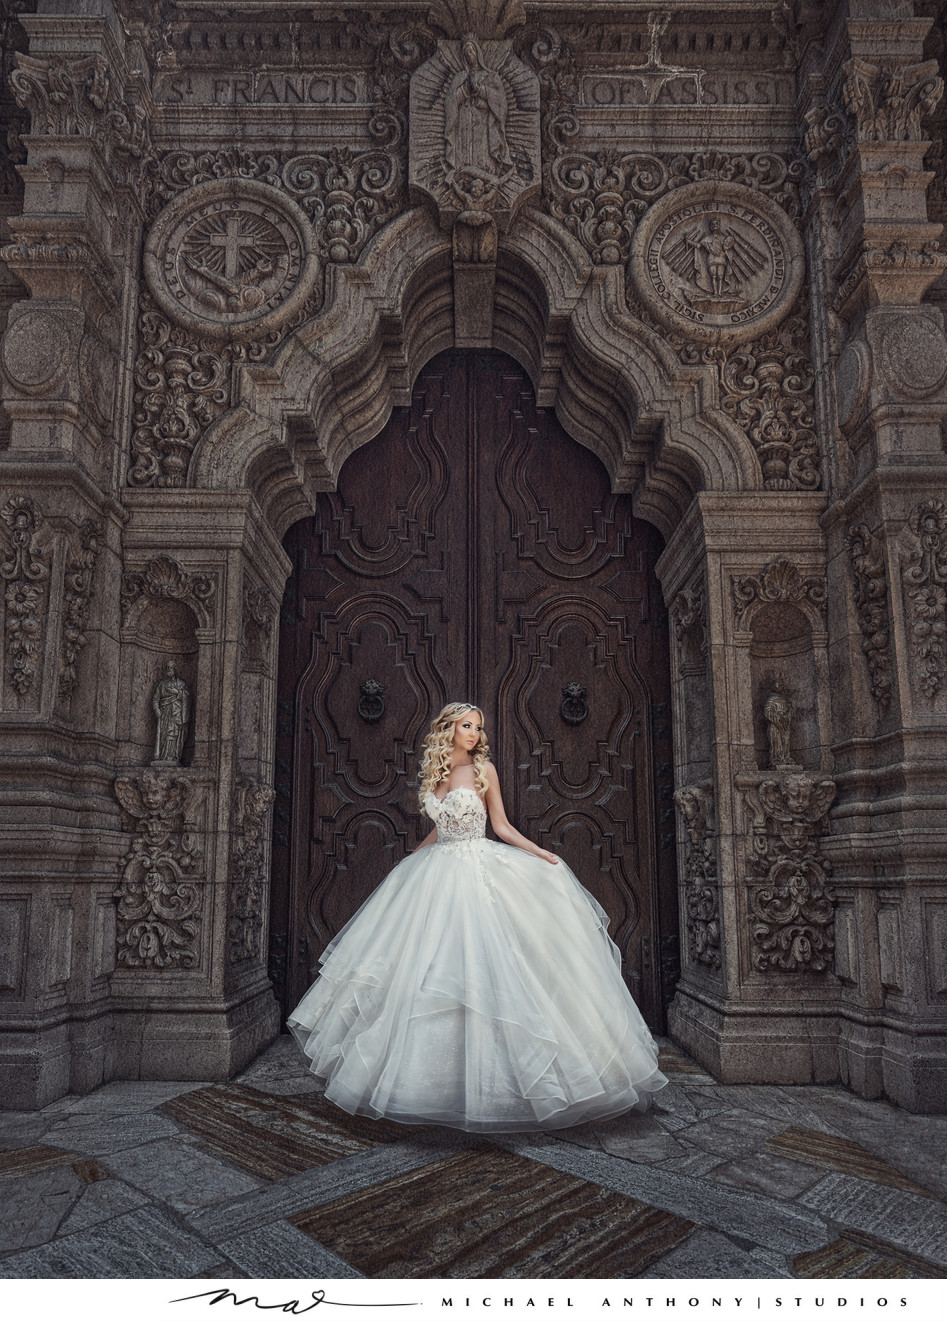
423;786;487;844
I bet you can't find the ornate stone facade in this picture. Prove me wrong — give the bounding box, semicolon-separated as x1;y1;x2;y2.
0;0;945;1114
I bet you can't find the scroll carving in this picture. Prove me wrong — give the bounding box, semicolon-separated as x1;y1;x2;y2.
0;497;50;697
229;778;275;964
846;523;892;714
121;554;215;621
901;499;947;700
742;772;837;973
731;558;827;629
673;783;720;970
58;519;103;700
113;772;203;969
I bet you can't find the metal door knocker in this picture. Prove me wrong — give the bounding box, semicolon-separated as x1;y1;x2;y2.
357;678;385;723
560;682;588;725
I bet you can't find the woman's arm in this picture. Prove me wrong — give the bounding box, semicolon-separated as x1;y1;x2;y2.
412;827;438;853
483;763;559;864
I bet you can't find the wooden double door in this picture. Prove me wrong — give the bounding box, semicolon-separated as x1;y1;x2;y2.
271;350;678;1027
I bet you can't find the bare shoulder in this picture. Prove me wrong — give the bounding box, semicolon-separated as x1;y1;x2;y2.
482;760;499;783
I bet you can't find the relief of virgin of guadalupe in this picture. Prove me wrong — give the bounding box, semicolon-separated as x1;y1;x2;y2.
443;35;514;188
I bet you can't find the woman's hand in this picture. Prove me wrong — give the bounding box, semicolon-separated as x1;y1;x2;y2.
538;849;559;865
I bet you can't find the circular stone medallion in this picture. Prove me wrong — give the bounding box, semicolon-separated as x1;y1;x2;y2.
144;179;320;339
0;309;70;391
881;315;947;398
629;181;804;346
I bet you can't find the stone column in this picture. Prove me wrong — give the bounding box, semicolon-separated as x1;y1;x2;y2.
660;492;842;1090
801;1;947;1111
0;0;153;1106
109;493;286;1081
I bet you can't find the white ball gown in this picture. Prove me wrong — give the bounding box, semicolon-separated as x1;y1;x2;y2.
287;786;668;1132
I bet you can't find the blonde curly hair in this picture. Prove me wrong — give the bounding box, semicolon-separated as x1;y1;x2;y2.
418;702;491;806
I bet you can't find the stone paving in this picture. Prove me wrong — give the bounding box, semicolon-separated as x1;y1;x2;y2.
0;1037;945;1280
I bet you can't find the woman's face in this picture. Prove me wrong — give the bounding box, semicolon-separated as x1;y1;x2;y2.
452;710;483;755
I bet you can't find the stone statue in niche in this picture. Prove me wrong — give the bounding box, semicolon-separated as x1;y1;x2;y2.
152;661;191;765
763;682;796;770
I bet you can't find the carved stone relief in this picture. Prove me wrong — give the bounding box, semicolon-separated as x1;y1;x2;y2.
242;583;274;675
113;772;204;970
120;555;216;623
0;496;50;698
673;783;720;970
152;661;191;766
229;777;276;964
10;52;151;190
0;307;73;396
144;180;321;340
408;36;540;233
58;519;103;701
842;56;944;145
628;180;804;347
731;557;827;630
846;522;892;714
672;581;707;675
742;772;837;974
901;498;947;700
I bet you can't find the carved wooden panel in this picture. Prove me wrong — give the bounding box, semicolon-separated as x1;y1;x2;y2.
272;351;677;1025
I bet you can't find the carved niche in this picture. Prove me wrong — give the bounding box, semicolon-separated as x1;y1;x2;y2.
113;772;204;970
628;179;805;347
673;783;721;970
900;498;947;701
0;496;50;699
229;777;276;965
741;772;838;974
731;557;827;630
121;554;216;624
846;522;892;715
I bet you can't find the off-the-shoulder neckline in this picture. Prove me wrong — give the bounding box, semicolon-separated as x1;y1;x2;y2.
428;785;483;805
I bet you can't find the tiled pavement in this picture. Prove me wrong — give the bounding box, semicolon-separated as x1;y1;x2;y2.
1;1037;945;1280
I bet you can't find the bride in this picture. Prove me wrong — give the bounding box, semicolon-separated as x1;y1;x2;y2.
287;702;667;1132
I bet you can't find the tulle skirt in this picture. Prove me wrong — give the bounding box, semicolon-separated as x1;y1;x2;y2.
287;838;667;1132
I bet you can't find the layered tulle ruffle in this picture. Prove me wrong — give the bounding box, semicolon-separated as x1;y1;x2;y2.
287;838;668;1132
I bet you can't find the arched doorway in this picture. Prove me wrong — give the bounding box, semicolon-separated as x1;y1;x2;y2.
270;350;678;1028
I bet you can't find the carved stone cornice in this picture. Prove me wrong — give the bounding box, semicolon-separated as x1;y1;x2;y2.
846;522;892;715
900;498;947;701
740;771;837;975
731;558;828;629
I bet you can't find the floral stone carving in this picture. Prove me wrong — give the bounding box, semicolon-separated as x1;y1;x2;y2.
229;778;276;964
843;57;943;145
742;773;837;974
673;783;721;970
0;496;50;697
58;519;103;700
144;179;321;340
627;180;804;347
113;772;203;970
846;523;892;714
901;498;947;700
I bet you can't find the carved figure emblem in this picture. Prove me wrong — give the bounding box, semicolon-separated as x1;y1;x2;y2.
409;36;540;231
629;181;804;345
144;180;320;338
